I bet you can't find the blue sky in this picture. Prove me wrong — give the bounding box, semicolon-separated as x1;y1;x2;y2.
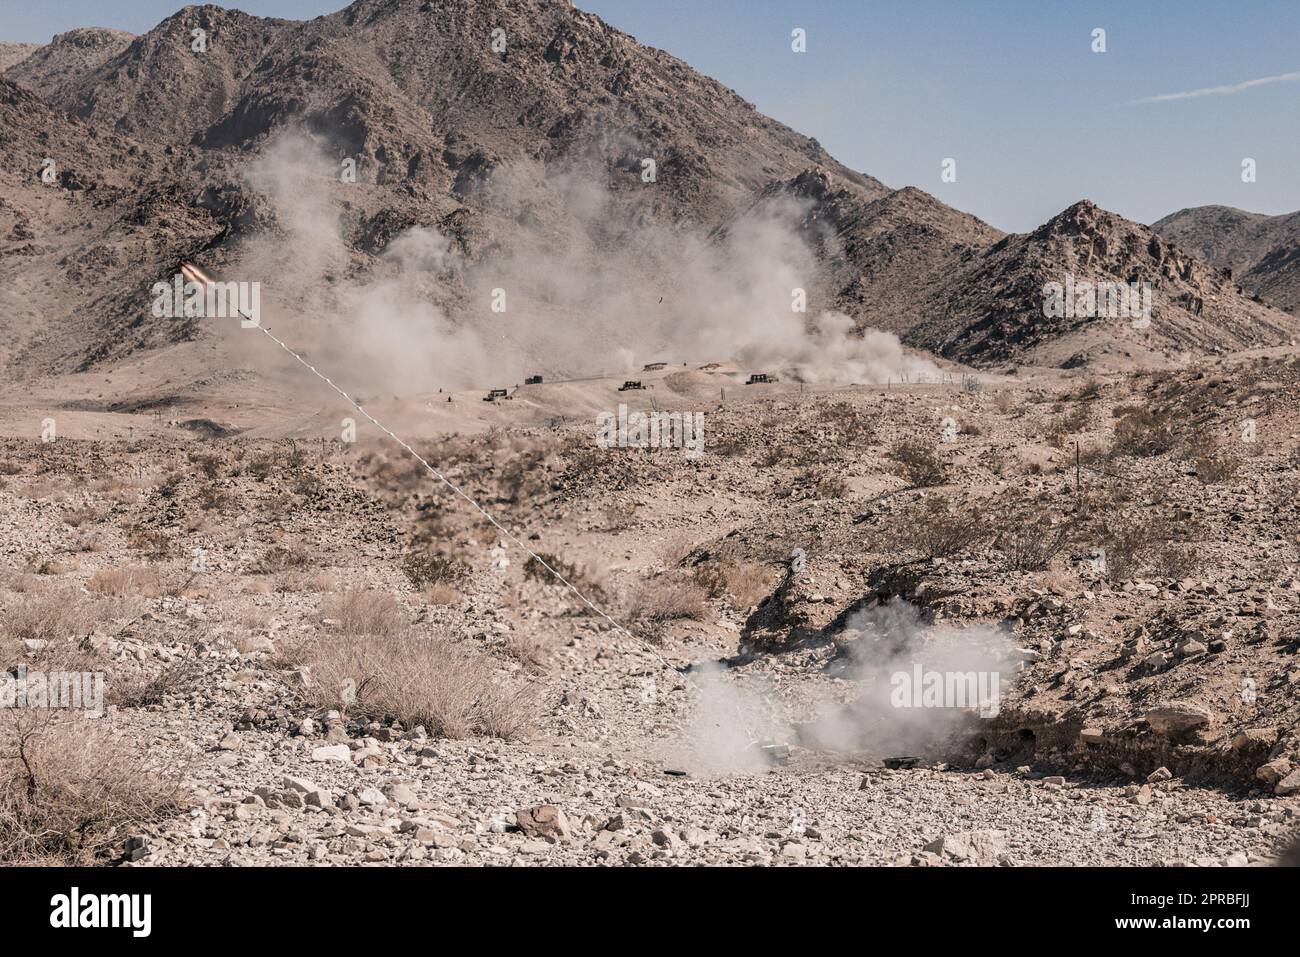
3;0;1297;232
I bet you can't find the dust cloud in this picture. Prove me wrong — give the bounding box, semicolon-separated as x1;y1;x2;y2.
217;130;937;395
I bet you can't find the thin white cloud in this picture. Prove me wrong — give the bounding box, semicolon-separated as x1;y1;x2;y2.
1126;70;1300;105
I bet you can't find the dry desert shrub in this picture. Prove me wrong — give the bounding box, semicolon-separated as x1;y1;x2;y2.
992;391;1019;415
801;469;849;500
0;713;186;865
293;619;536;740
0;589;122;648
1191;447;1242;485
187;452;222;479
988;494;1075;571
893;494;992;560
523;552;608;607
252;545;310;574
87;565;159;597
1097;513;1203;582
814;400;877;447
245;454;275;481
402;552;468;590
1110;406;1177;457
110;659;206;709
887;438;948;487
59;505;102;528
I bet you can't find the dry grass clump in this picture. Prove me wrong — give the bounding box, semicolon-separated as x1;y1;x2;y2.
627;572;710;624
127;528;172;560
294;593;536;739
110;659;206;709
59;505;102;528
322;588;410;638
1191;447;1242;484
887;438;948;487
87;565;159;597
422;583;459;606
0;713;186;865
691;558;771;610
1179;430;1244;485
1;589;112;647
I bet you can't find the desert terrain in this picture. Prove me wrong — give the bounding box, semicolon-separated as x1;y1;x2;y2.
1;0;1298;869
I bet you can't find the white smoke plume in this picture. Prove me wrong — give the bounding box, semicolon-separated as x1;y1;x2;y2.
672;660;794;777
216;130;936;395
677;600;1020;776
800;599;1020;756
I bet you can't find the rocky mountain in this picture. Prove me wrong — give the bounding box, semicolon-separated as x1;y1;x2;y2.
0;0;1296;381
910;200;1300;368
766;177;1300;368
754;170;1005;338
14;1;885;219
1153;205;1300;314
0;42;40;74
3;28;135;96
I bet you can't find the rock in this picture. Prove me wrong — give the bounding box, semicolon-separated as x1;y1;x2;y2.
1274;769;1300;797
217;733;241;751
1231;728;1277;751
352;746;387;767
923;830;1007;865
282;775;319;795
1147;767;1173;783
1255;759;1291;787
651;828;676;849
1145;702;1215;735
779;842;807;860
679;826;712;848
515;805;572;842
311;744;351;763
124;835;150;862
383;781;419;806
356;788;388;807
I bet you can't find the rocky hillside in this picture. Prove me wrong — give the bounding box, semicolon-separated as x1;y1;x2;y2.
1153;205;1300;315
3;27;134;95
761;177;1300;369
1;0;1296;381
911;201;1300;369
14;1;884;219
0;43;40;73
